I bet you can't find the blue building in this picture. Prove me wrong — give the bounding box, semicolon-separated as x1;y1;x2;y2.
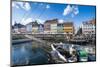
38;24;44;33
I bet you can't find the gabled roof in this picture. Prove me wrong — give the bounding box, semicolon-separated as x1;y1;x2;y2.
13;23;25;28
44;19;58;24
26;21;39;27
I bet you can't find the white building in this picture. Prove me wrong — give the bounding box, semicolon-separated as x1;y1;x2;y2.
26;22;33;33
81;22;95;35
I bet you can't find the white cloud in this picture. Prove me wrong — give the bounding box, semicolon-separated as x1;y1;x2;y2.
12;2;19;9
63;5;79;17
46;5;50;9
36;19;44;24
63;5;72;16
72;6;79;15
21;18;33;25
58;19;64;23
23;3;31;11
12;2;31;11
21;18;44;25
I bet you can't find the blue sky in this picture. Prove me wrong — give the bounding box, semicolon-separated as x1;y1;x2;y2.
12;1;96;28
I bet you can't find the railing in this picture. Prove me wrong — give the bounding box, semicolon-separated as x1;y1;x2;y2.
12;33;95;44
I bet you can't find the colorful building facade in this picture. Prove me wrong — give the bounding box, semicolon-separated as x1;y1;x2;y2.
63;22;74;34
32;21;39;33
57;23;63;33
44;20;51;33
81;21;96;35
38;24;44;33
26;22;33;33
50;19;58;33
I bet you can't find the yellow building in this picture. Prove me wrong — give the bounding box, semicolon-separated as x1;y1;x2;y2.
32;21;39;33
32;26;38;33
64;22;74;34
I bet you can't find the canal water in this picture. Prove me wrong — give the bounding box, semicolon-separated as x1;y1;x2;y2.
12;42;49;66
12;41;96;66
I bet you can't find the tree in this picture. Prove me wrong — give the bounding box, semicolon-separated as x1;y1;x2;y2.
76;27;82;35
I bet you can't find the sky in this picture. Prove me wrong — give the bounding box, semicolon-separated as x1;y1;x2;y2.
12;1;96;29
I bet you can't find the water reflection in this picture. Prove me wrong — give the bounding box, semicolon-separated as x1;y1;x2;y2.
12;42;49;66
